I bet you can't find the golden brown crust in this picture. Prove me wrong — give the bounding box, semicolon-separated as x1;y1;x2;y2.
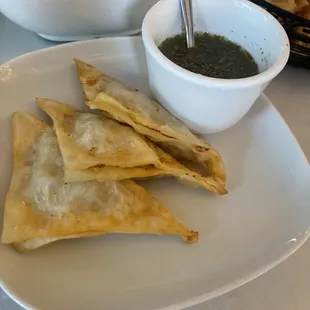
265;0;309;14
297;4;310;19
74;59;227;189
36;98;159;170
64;165;164;183
11;112;49;167
1;112;198;249
149;142;227;195
37;99;226;194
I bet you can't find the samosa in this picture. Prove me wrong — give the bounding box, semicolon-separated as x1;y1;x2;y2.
1;112;198;251
36;98;226;195
74;59;226;187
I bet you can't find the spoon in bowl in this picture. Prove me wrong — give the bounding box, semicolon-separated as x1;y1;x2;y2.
179;0;195;48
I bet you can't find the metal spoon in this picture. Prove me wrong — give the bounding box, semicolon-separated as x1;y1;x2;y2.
179;0;195;48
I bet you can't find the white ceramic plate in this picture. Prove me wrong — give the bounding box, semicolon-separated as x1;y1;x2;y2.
0;37;309;310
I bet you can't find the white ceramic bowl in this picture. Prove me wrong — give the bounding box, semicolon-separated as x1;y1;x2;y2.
0;0;158;42
142;0;290;134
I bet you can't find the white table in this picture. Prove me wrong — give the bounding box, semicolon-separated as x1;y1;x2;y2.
1;14;310;310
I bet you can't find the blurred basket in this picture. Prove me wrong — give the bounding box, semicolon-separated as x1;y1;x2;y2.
250;0;310;68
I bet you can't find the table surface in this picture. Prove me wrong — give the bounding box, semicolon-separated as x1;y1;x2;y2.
1;14;310;310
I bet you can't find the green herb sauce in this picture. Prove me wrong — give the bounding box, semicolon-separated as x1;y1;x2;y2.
159;32;259;79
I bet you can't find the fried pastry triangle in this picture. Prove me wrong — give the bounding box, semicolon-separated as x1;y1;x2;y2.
37;98;226;194
37;98;158;170
36;97;163;181
1;112;198;250
74;59;226;187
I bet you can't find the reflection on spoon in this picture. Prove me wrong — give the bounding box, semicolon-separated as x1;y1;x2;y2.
179;0;195;48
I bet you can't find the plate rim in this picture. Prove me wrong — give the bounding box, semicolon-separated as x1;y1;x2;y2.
0;36;142;69
0;36;309;310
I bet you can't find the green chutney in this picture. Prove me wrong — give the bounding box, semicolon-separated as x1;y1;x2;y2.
158;32;259;79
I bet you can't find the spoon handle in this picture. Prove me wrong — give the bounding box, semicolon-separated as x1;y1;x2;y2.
180;0;195;48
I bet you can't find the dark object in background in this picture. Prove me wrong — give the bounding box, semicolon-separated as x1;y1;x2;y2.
250;0;310;69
